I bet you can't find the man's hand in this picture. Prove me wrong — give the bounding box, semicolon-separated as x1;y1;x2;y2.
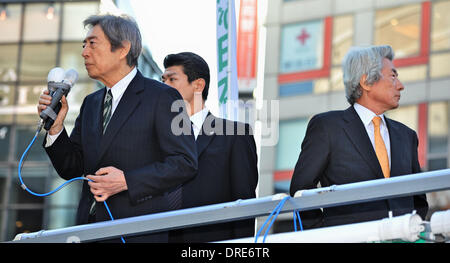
37;90;69;135
87;166;128;202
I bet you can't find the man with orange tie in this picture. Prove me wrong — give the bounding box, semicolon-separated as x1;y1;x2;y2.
289;45;428;229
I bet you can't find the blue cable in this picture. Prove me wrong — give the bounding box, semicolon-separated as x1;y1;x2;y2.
255;196;304;243
254;195;290;243
293;210;304;232
18;127;125;243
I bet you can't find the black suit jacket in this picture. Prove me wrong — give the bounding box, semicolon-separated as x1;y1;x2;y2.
289;106;428;228
170;113;259;242
44;71;198;242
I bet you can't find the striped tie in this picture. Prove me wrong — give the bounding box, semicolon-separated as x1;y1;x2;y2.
103;89;113;133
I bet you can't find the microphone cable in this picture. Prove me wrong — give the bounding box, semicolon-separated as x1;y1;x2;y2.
17;119;126;243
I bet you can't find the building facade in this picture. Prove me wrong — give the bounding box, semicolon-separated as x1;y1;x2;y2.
259;0;450;232
0;0;161;241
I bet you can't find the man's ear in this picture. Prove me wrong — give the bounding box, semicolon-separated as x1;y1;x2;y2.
359;74;371;92
193;78;206;94
119;40;131;60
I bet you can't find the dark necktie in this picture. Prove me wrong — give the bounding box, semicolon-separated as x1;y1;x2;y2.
167;186;182;210
103;89;113;133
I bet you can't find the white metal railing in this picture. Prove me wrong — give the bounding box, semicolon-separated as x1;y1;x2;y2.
9;168;450;243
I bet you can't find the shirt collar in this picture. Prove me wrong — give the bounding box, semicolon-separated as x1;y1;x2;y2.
190;107;209;129
354;103;386;127
106;67;137;99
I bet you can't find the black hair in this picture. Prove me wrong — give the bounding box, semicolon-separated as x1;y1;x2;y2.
163;52;210;101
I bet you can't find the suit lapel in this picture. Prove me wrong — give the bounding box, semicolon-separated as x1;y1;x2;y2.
196;112;216;157
385;118;403;178
342;106;385;179
86;89;104;170
97;72;144;162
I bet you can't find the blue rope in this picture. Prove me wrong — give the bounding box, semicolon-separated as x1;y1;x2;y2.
18;130;125;243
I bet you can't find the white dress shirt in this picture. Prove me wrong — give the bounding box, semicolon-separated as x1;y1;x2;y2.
353;103;391;167
45;67;137;147
190;107;209;140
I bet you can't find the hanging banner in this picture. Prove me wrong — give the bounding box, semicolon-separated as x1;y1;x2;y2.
237;0;258;93
216;0;239;120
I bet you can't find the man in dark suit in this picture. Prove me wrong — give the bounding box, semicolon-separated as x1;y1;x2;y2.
161;52;259;242
37;15;197;242
289;45;428;229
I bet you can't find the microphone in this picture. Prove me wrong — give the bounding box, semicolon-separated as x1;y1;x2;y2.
40;68;78;131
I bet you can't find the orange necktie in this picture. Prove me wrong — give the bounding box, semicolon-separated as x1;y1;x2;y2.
372;116;390;178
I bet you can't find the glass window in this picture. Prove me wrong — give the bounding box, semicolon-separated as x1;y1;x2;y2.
280;19;324;73
0;84;15;107
23;3;61;42
332;15;353;66
0;4;22;43
0;86;14;122
6;209;43;241
0;168;8;204
428;158;447;170
279;78;329;96
396;64;427;83
330;66;344;91
19;43;57;83
60;42;89;82
385;104;418;132
431;0;450;51
0;44;19;82
15;84;46;125
430;52;450;78
65;82;99;126
0;125;10;161
428;102;448;154
276;118;309;170
15;126;49;162
62;2;98;41
375;4;421;59
47;208;77;229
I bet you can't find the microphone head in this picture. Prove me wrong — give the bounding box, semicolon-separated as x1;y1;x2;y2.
63;69;78;87
47;67;65;83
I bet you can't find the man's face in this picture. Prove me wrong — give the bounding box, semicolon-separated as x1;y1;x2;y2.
368;58;404;112
82;25;124;84
162;65;195;103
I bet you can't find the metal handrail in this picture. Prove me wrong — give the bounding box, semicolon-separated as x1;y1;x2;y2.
9;168;450;243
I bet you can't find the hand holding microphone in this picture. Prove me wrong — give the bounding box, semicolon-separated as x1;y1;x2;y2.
37;68;78;134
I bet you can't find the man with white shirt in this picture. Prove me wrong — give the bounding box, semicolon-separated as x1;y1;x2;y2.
37;15;197;242
161;52;258;242
289;45;428;229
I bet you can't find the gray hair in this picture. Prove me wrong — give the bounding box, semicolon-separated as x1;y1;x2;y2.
342;45;395;105
83;14;142;67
